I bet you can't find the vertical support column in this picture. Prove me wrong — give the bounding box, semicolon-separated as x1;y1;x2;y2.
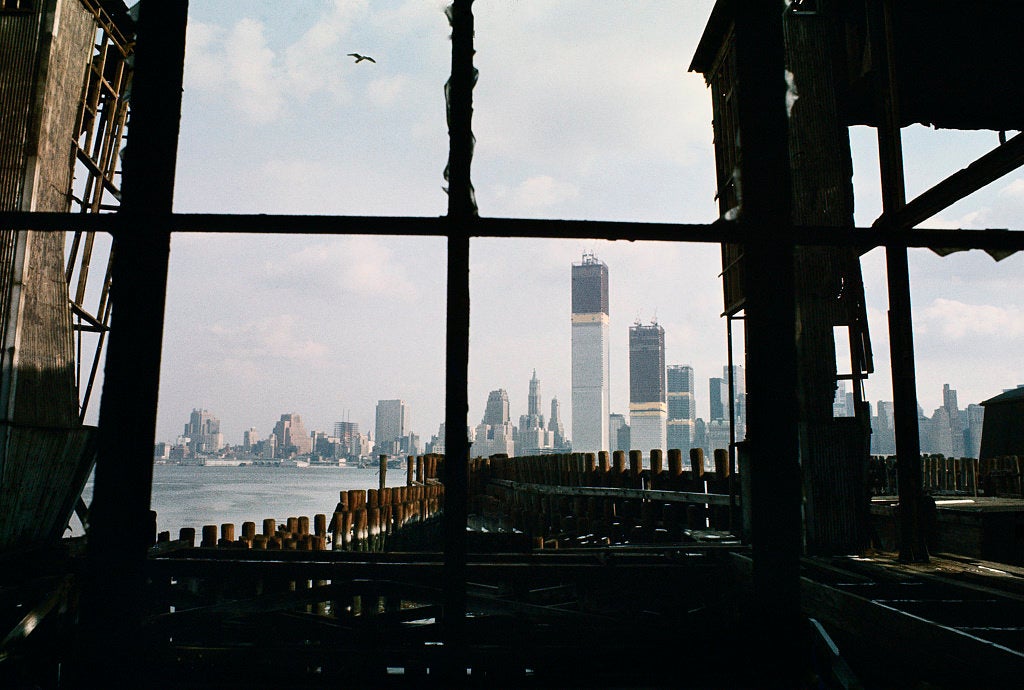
442;0;476;679
872;0;928;563
75;0;188;682
734;1;803;685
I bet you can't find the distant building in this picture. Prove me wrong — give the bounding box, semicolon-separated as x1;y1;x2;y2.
709;378;726;421
667;365;696;453
943;384;966;457
154;442;169;460
272;413;311;457
375;399;407;456
243;427;260;450
333;421;360;457
628;321;666;461
609;413;629;454
517;372;554;456
871;401;896;455
184;409;224;455
571;253;610;454
483;389;510;427
474;390;515;457
966;404;985;459
548;397;568;450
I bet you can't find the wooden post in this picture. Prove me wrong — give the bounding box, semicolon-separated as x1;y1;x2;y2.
407;455;415;486
379;454;388;491
201;525;217;548
76;2;188;681
179;527;195;548
262;518;276;536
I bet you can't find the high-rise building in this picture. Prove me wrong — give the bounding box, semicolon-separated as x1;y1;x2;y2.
272;413;311;457
966;404;985;459
943;384;965;457
667;365;696;452
474;389;515;457
709;377;726;421
548;397;568;450
517;372;553;456
609;413;629;453
629;321;666;461
571;253;610;453
243;427;259;450
184;409;224;455
872;401;896;455
483;389;510;427
333;421;360;457
374;400;407;455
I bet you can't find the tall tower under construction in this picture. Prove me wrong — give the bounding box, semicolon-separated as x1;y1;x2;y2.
571;253;610;453
629;321;666;461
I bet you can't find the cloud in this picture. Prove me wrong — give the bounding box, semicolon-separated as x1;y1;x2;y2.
509;175;580;210
366;75;409;107
260;237;417;300
209;315;330;362
917;298;1024;339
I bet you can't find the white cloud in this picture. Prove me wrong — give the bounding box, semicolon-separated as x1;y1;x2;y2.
210;315;330;362
261;237;417;300
366;75;409;107
513;175;580;209
918;298;1024;339
224;19;285;123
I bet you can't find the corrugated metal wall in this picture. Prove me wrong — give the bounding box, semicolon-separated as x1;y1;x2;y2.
0;7;44;211
0;0;100;552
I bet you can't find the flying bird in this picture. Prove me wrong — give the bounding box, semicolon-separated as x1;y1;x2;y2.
347;53;376;63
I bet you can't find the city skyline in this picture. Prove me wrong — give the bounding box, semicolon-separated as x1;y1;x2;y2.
151;2;1022;446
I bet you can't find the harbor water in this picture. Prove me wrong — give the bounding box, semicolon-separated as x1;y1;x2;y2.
80;463;408;537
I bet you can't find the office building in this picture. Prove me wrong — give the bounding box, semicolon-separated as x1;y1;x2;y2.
517;371;554;455
548;397;568;450
374;399;407;456
628;321;666;461
571;253;610;453
609;413;629;454
474;389;515;458
184;409;223;455
272;413;311;456
483;389;510;427
667;365;696;452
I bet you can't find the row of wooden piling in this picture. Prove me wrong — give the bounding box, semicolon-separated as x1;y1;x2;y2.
157;483;445;553
477;448;732;491
470;448;737;547
868;454;1024;497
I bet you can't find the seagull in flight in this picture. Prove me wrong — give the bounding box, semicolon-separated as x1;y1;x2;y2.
348;53;376;63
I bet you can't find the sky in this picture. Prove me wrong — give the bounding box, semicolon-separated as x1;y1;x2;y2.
149;1;1023;446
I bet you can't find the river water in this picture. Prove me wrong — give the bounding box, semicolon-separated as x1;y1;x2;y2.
81;463;408;537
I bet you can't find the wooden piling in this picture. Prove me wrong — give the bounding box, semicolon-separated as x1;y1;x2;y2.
262;518;276;537
407;455;415;486
242;521;256;541
379;454;387;491
179;527;195;548
201;525;217;548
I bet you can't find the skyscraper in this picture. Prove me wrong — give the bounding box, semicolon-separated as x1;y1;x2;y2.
273;413;311;456
517;371;553;456
184;409;224;455
667;365;696;452
475;389;515;457
374;399;407;455
549;397;567;450
629;321;666;461
483;389;510;427
571;253;610;453
709;377;726;421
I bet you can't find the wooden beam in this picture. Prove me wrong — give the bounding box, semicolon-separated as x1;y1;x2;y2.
442;0;475;677
74;1;188;683
875;132;1024;232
